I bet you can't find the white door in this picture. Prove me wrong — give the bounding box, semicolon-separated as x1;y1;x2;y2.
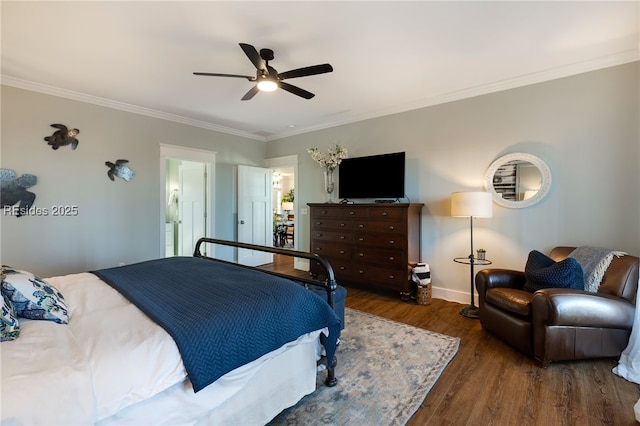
179;161;206;256
237;165;272;266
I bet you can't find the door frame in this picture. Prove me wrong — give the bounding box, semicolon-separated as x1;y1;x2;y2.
265;154;303;268
159;144;216;257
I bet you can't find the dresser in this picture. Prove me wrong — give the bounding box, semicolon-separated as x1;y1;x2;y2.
308;203;423;298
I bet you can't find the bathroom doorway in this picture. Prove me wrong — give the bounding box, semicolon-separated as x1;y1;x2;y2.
160;144;215;258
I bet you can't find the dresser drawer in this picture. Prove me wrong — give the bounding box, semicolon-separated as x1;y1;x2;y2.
310;257;353;281
311;207;342;218
352;265;410;291
311;242;352;259
311;230;352;243
353;220;404;233
338;208;369;218
353;248;404;266
367;208;405;220
354;232;406;248
311;218;353;231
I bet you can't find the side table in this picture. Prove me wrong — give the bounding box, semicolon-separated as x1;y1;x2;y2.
454;256;492;319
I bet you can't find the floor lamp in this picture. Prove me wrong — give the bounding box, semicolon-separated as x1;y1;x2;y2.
451;191;493;319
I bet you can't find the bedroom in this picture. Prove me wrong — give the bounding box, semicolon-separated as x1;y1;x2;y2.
1;1;639;425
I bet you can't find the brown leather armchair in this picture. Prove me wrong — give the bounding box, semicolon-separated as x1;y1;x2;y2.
476;247;639;365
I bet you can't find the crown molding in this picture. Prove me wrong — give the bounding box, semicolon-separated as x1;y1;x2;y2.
0;76;266;141
265;49;640;141
3;48;638;143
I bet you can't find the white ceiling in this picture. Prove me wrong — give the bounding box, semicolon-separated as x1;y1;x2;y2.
2;1;638;141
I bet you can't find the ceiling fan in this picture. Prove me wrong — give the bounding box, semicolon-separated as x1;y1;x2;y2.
194;43;333;101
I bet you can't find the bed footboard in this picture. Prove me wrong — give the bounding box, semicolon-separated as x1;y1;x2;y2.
193;237;339;387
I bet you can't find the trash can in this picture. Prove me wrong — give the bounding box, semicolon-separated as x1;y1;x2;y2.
412;263;431;306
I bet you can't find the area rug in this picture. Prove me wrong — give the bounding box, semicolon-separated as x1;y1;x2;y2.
269;308;460;426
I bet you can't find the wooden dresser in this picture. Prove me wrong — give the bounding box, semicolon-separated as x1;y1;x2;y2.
308;203;423;298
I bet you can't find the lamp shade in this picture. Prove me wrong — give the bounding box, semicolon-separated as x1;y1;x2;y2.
282;202;294;211
451;191;493;218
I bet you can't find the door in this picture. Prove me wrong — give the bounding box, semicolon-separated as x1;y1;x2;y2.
178;161;206;256
237;165;272;266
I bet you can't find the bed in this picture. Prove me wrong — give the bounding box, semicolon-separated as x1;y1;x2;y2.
1;238;342;425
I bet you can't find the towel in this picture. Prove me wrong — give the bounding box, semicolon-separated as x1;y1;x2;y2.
569;246;626;292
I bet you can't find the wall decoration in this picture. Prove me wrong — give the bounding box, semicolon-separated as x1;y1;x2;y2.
44;124;80;150
0;168;38;217
105;159;135;182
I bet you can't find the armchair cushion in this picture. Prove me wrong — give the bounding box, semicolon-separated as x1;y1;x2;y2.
524;250;584;292
486;288;533;317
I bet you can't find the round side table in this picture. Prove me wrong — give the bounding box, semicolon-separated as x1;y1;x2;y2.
454;256;492;319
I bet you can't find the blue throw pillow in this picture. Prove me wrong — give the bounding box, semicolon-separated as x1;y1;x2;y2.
524;250;584;292
1;266;69;324
1;293;20;342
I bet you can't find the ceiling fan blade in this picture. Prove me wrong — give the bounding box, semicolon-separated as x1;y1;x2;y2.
193;72;254;80
279;82;315;99
241;85;260;101
239;43;266;72
278;64;333;80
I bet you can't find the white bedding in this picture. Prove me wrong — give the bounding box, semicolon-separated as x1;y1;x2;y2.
1;271;321;425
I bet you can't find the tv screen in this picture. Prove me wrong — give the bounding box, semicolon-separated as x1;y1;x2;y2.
338;152;405;200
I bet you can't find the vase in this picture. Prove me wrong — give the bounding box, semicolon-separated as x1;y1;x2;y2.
324;168;335;203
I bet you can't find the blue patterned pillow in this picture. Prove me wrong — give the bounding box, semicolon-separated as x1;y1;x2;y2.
1;266;69;324
524;250;584;292
1;293;20;341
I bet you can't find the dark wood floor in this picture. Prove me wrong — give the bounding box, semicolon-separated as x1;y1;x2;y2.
262;255;640;426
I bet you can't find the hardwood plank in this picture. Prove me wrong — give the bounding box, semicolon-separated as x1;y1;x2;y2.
267;255;640;425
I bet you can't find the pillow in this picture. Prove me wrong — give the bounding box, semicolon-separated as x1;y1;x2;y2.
1;266;69;324
524;250;584;292
1;293;20;341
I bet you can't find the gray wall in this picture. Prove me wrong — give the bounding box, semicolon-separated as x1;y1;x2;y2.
2;63;638;301
266;62;639;301
0;86;265;276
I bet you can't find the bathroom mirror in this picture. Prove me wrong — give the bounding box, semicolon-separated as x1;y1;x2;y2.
484;153;551;208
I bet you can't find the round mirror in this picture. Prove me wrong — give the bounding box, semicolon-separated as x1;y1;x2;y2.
484;153;551;208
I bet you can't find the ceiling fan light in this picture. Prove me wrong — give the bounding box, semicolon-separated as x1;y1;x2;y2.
257;80;278;92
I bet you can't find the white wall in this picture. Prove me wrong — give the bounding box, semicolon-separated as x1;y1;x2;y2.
0;86;266;277
266;62;640;301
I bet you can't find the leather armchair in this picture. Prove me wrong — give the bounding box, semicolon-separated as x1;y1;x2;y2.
476;247;639;365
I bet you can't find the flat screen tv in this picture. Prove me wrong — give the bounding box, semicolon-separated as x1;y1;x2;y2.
338;152;405;200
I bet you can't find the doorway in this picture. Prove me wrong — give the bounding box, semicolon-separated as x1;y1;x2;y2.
160;144;216;258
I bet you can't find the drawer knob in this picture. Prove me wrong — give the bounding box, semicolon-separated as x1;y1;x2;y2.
316;233;322;237
389;226;395;230
340;236;346;240
358;270;364;274
359;224;364;228
349;211;355;215
340;266;346;270
389;275;395;279
339;250;345;254
358;253;364;257
340;223;345;227
382;212;388;216
389;256;394;261
389;240;395;244
358;237;364;241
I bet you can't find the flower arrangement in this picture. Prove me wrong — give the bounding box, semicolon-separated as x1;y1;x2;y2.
307;144;348;171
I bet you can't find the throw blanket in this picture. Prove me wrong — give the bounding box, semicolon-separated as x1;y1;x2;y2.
569;246;626;292
93;257;340;392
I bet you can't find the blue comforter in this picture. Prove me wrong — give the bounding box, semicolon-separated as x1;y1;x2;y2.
93;256;341;392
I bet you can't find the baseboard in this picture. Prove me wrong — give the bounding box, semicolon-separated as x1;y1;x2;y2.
294;259;474;305
432;286;476;305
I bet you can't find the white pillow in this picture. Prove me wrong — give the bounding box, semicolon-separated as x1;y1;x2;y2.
1;266;69;324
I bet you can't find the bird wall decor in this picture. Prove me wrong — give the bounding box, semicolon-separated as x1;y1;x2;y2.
44;124;79;150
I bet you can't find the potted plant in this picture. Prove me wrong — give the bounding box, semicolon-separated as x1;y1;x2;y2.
477;248;486;261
